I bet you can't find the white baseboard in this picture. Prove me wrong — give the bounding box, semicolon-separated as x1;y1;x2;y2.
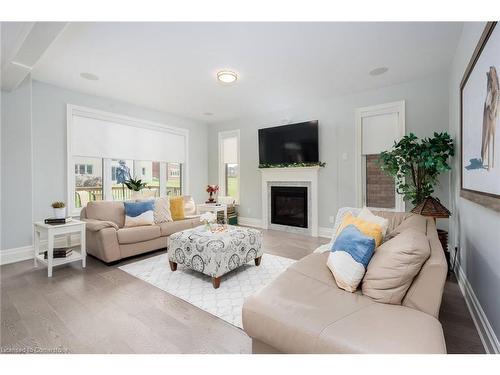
318;226;333;239
1;236;80;266
455;264;500;354
238;217;263;228
0;245;34;265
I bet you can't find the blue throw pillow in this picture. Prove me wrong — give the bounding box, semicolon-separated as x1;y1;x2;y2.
330;224;375;268
124;200;154;227
326;224;376;292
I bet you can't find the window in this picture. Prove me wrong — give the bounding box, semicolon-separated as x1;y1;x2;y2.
166;162;182;196
218;130;240;203
74;157;103;208
68;105;189;215
355;101;405;211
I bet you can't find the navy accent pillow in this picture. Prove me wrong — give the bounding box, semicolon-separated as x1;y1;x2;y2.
124;200;154;217
331;224;376;268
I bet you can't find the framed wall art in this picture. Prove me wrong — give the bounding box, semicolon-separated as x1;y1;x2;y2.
461;22;500;212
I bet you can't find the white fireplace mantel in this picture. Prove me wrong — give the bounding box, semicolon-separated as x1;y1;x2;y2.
260;167;320;237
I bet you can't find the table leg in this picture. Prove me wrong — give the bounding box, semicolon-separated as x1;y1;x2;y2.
47;231;54;278
80;226;86;269
169;261;177;271
224;207;228;224
255;256;262;266
33;228;40;267
212;276;221;289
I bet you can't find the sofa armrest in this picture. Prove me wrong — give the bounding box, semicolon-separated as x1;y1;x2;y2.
82;218;119;232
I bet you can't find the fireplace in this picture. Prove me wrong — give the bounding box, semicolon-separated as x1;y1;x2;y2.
271;186;308;228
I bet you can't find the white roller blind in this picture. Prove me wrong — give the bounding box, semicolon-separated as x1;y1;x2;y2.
222;136;238;164
71;115;186;162
361;112;399;155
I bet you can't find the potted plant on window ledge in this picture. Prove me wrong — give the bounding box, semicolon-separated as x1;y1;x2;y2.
124;177;148;200
378;132;454;208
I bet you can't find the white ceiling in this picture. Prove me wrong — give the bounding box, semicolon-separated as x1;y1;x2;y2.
30;22;463;123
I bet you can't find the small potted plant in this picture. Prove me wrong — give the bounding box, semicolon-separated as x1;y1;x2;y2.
124;177;148;199
51;202;66;219
206;185;219;203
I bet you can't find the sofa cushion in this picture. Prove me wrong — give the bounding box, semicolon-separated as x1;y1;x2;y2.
337;212;383;247
86;201;125;228
170;196;185;221
124;200;155;227
385;213;427;240
153;197;173;223
327;225;376;292
117;225;161;244
362;228;431;304
159;218;197;236
183;195;196;216
357;207;389;238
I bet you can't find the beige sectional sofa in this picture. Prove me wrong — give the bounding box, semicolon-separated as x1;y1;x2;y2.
242;211;448;354
80;201;200;264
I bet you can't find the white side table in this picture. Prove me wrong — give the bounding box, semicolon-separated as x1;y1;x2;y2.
197;203;228;223
33;219;86;277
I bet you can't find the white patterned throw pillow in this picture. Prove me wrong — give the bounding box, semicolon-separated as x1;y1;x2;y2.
153;197;173;224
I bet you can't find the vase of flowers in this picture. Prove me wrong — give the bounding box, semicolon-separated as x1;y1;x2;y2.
200;212;217;231
51;201;66;219
206;184;219;203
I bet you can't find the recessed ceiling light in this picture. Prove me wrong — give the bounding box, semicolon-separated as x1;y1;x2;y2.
80;72;99;81
203;112;214;116
217;70;238;84
369;67;389;76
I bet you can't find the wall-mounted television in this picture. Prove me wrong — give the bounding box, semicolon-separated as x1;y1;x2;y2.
258;121;319;165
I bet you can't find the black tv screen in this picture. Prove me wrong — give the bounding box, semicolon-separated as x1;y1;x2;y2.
258;121;319;165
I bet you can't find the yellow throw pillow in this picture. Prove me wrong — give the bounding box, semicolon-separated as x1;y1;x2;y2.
336;212;383;247
169;196;185;221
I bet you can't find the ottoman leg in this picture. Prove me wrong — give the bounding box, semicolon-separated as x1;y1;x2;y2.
255;256;262;266
212;276;221;289
169;261;177;271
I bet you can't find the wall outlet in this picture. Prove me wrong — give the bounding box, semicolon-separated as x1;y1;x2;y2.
329;216;335;223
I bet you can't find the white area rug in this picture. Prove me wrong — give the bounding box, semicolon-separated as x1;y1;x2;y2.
119;253;295;328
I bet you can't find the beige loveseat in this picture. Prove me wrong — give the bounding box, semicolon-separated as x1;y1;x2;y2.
242;212;448;354
80;201;200;264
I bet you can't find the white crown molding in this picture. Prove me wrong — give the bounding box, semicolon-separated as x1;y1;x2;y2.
0;245;33;265
455;264;499;354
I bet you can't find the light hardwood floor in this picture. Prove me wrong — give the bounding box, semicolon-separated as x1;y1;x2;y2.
0;229;484;354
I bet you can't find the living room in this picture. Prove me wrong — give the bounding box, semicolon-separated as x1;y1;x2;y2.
1;1;500;372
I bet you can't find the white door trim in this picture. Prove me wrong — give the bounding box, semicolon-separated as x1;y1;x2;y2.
355;100;405;211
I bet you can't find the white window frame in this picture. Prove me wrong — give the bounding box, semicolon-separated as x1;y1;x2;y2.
218;129;240;204
355;100;405;212
67;104;189;216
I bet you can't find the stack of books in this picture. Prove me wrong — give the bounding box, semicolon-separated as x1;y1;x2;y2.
44;218;72;225
44;246;75;259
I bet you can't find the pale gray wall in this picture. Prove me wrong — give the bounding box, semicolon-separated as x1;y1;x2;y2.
1;80;208;250
207;72;451;229
1;76;33;249
448;22;500;342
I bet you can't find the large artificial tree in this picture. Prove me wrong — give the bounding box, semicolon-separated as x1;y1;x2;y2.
378;132;454;206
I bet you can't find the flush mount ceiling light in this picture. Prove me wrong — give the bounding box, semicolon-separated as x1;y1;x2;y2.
369;67;389;76
203;112;214;116
217;70;238;84
80;72;99;81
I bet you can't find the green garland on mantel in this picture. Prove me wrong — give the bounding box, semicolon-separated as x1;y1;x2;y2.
259;162;326;168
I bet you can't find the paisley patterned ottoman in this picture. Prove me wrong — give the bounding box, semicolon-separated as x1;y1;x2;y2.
168;225;263;288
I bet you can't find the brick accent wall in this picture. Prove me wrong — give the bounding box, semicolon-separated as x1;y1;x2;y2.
365;154;395;209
